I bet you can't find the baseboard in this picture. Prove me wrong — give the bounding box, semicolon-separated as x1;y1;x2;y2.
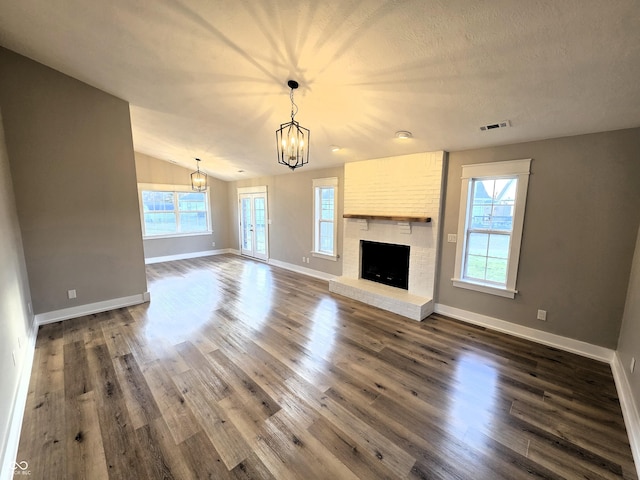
611;352;640;473
1;319;37;480
145;248;234;264
34;292;151;326
434;303;614;363
267;258;336;282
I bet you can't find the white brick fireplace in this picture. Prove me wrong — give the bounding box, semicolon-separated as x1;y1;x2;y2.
329;151;445;321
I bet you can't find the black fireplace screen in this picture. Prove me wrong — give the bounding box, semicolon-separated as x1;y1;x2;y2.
360;240;410;290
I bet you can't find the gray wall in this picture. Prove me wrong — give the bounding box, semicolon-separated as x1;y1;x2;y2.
617;225;640;413
438;128;640;348
0;111;35;479
0;48;147;314
135;152;230;259
229;167;344;277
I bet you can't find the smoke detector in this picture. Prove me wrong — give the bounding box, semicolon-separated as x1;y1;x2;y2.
395;130;412;139
480;120;511;132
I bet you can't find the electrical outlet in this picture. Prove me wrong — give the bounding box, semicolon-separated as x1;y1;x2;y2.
68;289;77;299
306;257;310;264
537;309;547;321
447;234;457;243
212;241;216;247
631;357;636;373
302;256;306;262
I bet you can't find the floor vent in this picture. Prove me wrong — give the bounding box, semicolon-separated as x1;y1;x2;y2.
480;120;511;131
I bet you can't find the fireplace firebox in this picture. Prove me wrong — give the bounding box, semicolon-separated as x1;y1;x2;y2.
360;240;410;290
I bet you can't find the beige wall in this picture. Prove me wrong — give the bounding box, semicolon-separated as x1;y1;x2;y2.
438;128;640;348
617;225;640;412
0;111;35;479
134;152;230;259
0;48;147;314
229;167;344;277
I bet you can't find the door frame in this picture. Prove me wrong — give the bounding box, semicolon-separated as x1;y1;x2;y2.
237;185;269;261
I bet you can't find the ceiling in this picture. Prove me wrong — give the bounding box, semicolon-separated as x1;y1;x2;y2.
1;0;639;181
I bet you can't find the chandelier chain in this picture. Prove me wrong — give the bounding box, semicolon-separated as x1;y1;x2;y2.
290;88;298;121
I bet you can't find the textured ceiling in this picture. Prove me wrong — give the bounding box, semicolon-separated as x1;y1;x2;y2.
1;0;639;180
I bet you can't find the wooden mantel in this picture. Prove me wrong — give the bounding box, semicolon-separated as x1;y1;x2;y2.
343;214;431;223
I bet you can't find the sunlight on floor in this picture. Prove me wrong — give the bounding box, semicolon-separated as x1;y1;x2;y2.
142;268;224;340
305;298;339;362
237;262;273;328
448;352;498;446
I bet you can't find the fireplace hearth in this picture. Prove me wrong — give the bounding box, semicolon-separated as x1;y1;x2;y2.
360;240;410;290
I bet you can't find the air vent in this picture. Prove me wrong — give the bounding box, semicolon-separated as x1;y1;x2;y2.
480;120;511;131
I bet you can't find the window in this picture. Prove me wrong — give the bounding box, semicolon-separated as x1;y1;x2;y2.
139;184;211;238
452;159;531;298
312;177;338;260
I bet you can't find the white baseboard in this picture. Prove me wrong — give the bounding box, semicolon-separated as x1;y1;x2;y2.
35;292;150;326
267;258;336;282
145;248;234;264
434;303;614;363
1;319;37;480
611;352;640;473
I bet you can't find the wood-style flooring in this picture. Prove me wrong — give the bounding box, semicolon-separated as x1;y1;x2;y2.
16;254;637;479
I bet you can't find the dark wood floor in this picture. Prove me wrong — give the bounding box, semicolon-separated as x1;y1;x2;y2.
16;254;637;479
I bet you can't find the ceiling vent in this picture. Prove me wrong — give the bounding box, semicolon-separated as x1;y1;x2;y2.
480;120;511;132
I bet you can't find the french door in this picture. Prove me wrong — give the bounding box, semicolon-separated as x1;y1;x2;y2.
238;186;269;261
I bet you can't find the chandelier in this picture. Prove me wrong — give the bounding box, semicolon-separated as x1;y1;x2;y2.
276;80;310;170
190;158;207;191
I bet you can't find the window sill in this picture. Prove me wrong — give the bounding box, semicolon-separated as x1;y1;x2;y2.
451;278;517;299
311;251;338;262
143;231;212;241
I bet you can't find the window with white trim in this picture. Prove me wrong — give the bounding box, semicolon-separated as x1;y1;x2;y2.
138;184;211;238
452;159;531;298
312;177;338;260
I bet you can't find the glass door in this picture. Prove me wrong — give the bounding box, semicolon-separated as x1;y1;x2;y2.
238;187;268;261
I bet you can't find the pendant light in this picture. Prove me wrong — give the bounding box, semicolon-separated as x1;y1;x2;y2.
190;158;207;191
276;80;310;170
